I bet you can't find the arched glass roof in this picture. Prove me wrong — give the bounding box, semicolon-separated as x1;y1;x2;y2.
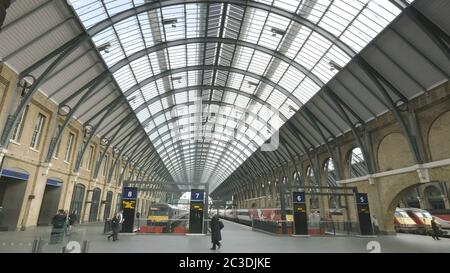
69;0;414;187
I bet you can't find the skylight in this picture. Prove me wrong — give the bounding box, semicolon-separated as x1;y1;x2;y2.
70;0;411;190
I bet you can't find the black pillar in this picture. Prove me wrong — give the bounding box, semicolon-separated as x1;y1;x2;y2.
189;189;205;234
293;192;308;235
356;193;373;235
121;187;138;233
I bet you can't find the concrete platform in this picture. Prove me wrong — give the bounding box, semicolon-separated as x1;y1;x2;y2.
0;220;449;253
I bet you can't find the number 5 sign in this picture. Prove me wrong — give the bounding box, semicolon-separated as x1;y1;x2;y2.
356;193;369;205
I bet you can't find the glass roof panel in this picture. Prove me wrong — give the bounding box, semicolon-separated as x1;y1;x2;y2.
71;0;410;187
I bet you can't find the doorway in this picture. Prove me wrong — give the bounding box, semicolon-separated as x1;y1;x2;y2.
103;191;113;221
37;179;63;226
0;172;28;231
69;184;85;224
89;188;101;222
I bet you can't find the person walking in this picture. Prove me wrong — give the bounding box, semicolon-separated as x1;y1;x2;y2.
50;209;66;244
117;210;124;232
108;212;121;242
371;215;379;235
68;211;77;234
209;215;224;250
136;212;141;232
431;217;441;240
63;210;70;236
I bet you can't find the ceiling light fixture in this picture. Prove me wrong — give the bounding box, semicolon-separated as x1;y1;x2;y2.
163;18;178;28
172;76;182;83
329;60;343;71
271;27;286;37
97;42;111;53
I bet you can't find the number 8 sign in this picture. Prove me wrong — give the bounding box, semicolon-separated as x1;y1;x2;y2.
122;187;137;200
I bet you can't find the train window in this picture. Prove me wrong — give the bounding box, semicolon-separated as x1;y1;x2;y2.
397;211;409;218
420;212;432;219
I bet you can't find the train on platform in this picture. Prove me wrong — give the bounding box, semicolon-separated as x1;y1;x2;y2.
394;207;449;236
394;208;418;233
217;206;347;235
141;203;189;233
217;207;293;225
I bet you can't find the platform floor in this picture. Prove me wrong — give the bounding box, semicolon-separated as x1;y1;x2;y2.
0;220;449;253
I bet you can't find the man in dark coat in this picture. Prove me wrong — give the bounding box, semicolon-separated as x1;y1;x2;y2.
431;217;441;240
50;209;66;244
210;215;223;250
68;211;77;226
108;213;121;242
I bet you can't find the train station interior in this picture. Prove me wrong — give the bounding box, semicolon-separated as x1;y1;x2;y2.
0;0;449;254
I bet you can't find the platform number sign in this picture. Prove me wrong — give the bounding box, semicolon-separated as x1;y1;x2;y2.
190;190;204;202
293;192;306;204
122;187;137;200
356;193;369;205
356;192;373;235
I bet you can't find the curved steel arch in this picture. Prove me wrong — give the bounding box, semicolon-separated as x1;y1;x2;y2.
160;139;251;174
132;85;289;122
171;162;236;182
169;156;239;178
108;37;325;88
162;139;249;170
170;158;237;179
86;0;356;58
123;64;304;107
67;0;414;189
144;100;281;137
151;113;270;153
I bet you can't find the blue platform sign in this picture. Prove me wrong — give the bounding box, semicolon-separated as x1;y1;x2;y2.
293;192;306;204
191;189;204;202
122;187;138;200
356;193;369;205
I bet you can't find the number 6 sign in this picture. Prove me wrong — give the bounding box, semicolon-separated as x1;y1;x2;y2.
293;192;305;204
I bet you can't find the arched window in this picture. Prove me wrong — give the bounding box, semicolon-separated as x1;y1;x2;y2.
115;193;122;213
349;147;368;178
329;196;338;209
306;166;319;209
402;188;421;208
293;171;302;190
69;184;85;224
324;158;337;186
103;191;113;220
89;188;101;222
306;166;317;186
425;185;445;210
